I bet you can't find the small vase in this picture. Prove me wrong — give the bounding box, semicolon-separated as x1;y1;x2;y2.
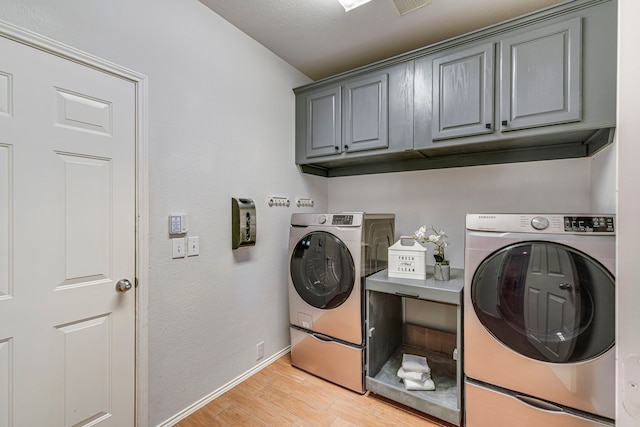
434;263;450;281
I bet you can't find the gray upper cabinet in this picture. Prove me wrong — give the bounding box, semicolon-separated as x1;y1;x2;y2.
500;18;582;132
343;73;388;153
432;42;495;140
298;72;389;160
295;62;413;168
304;74;388;158
294;0;616;177
429;17;582;143
305;86;341;158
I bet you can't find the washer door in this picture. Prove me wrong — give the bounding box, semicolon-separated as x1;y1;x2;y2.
290;231;355;310
471;241;614;363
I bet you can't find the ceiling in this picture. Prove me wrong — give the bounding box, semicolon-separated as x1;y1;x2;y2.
199;0;567;81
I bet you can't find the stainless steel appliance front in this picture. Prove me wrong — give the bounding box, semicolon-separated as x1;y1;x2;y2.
464;214;615;426
288;213;394;393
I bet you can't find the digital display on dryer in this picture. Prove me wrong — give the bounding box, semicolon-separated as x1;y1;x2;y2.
332;215;354;225
564;216;614;233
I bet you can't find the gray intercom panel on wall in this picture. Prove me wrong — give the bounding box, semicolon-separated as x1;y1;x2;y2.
231;198;256;249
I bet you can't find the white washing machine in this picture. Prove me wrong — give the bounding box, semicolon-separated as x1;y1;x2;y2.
288;212;394;393
464;214;615;426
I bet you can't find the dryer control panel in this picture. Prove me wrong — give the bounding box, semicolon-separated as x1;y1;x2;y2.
467;214;616;235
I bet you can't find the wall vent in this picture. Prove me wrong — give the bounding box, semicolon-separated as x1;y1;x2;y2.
392;0;431;16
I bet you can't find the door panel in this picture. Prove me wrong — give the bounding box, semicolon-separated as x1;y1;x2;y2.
0;35;135;427
0;144;8;299
57;315;111;427
432;42;494;140
0;338;9;427
59;154;111;285
500;18;582;131
305;87;341;158
343;73;388;152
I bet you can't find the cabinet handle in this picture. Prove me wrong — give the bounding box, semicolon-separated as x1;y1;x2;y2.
515;394;563;412
311;333;333;342
344;145;349;150
395;292;420;298
501;120;508;127
334;146;339;151
485;123;491;129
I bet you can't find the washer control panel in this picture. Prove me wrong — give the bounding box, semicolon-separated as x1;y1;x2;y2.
331;214;354;225
564;216;614;233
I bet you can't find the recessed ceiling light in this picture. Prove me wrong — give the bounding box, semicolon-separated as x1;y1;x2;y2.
337;0;373;12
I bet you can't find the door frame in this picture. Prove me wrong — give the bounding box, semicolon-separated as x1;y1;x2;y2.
0;20;150;427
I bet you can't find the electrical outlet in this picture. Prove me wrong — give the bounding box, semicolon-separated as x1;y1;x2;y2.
256;341;264;360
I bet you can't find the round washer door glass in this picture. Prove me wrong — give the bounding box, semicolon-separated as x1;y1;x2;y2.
290;231;355;310
471;241;614;363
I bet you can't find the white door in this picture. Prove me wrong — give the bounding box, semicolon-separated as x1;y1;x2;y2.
0;35;136;427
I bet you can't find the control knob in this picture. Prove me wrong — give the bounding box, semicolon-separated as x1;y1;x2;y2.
531;216;550;230
317;214;327;224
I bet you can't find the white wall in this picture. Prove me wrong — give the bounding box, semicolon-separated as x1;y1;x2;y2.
328;158;592;269
616;1;640;425
0;1;326;425
590;142;617;213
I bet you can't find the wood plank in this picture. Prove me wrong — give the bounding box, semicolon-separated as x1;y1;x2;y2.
178;352;449;426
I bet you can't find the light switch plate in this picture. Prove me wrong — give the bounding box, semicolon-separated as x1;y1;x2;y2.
187;236;200;256
172;238;185;258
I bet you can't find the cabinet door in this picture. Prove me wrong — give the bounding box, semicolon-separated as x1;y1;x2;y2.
305;86;341;158
432;42;494;140
500;18;581;132
343;73;388;153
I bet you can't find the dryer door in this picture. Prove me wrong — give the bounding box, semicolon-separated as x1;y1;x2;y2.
290;231;355;309
471;241;615;363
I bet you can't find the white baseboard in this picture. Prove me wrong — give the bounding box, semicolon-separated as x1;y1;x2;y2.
156;346;291;427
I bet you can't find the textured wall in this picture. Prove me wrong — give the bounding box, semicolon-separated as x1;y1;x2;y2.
0;0;326;425
328;157;599;269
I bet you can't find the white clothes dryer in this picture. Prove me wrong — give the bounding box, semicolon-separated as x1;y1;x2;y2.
464;214;615;426
288;213;394;393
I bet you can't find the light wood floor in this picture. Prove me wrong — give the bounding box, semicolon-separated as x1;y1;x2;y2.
176;353;454;427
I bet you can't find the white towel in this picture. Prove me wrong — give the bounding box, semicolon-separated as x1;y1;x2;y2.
397;367;430;382
403;377;436;391
401;354;431;374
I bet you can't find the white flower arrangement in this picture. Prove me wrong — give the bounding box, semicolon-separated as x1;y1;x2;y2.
414;225;450;265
